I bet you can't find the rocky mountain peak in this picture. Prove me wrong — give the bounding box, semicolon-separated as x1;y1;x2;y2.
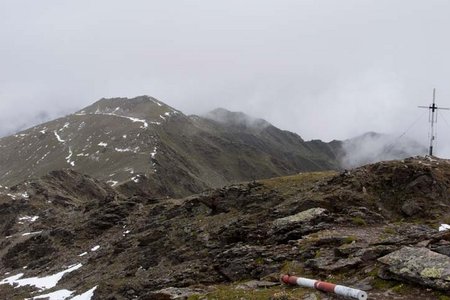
76;95;182;121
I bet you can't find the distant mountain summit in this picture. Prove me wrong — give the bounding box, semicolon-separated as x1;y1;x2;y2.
0;96;181;190
0;96;340;196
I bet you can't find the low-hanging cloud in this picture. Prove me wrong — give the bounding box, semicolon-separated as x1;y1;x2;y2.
339;132;428;169
204;108;271;130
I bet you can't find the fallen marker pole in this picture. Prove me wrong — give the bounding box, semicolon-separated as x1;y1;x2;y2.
281;274;368;300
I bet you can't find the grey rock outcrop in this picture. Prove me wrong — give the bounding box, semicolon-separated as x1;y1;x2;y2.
378;246;450;290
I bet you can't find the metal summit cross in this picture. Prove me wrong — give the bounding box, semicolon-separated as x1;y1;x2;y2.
418;88;450;156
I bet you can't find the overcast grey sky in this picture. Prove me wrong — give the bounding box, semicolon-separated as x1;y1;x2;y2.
1;0;450;156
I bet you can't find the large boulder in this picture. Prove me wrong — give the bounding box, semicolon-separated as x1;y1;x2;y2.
378;246;450;290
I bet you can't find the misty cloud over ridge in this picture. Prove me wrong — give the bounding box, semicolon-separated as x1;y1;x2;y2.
339;132;428;169
204;108;271;130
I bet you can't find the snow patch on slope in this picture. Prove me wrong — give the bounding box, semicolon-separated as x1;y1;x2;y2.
439;224;450;231
90;245;100;251
106;180;118;187
0;263;82;291
27;286;97;300
150;147;157;159
71;286;97;300
75;111;153;128
114;147;140;153
22;231;43;236
27;289;73;300
66;147;75;166
18;215;39;223
54;131;65;143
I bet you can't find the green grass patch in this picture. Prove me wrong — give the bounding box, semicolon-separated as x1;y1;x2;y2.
261;171;336;198
344;235;357;244
189;285;309;300
391;283;409;294
280;260;304;275
437;294;450;300
351;217;366;226
254;257;265;265
382;226;396;234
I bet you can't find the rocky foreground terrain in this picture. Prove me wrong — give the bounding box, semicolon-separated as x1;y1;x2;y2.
1;156;450;299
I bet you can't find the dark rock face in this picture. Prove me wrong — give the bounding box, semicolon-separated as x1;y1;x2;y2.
3;234;56;269
431;243;450;257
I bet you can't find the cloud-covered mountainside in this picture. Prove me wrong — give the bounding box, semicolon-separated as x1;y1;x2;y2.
0;96;342;197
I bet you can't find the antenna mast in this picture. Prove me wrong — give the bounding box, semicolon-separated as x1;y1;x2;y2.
418;88;450;156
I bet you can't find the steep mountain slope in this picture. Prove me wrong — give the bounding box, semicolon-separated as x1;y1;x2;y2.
1;157;450;299
0;96;340;197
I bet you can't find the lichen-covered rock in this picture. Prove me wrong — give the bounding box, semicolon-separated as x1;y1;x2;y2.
269;208;331;243
273;208;328;227
378;246;450;290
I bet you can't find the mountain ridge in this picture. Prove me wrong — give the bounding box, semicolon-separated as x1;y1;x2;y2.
0;96;429;198
0;96;341;196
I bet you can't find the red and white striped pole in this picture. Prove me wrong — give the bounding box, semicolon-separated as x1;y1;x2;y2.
281;275;367;300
